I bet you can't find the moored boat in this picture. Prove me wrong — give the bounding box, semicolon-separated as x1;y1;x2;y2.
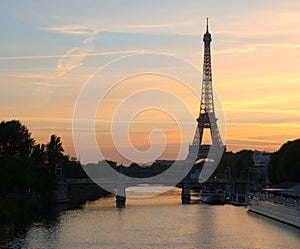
199;189;225;204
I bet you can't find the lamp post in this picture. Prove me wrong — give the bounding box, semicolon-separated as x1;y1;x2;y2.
226;167;231;179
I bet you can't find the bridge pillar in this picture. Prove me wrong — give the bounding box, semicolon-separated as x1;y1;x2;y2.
181;182;191;204
116;186;126;208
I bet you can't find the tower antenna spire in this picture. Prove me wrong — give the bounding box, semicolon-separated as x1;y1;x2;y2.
206;18;209;32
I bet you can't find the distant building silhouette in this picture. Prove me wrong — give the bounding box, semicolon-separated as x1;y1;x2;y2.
253;150;271;177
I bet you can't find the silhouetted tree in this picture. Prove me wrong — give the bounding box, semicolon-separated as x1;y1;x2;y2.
30;144;47;164
268;139;300;184
0;120;89;196
214;150;254;178
60;155;88;179
46;134;64;170
0;120;34;158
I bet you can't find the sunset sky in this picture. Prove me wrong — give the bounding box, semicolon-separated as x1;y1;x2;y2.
1;1;300;164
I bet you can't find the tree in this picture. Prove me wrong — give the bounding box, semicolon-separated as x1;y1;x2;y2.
234;150;254;177
0;120;88;196
214;150;254;178
268;139;300;184
60;155;88;179
0;120;34;158
46;134;64;170
30;144;46;164
0;156;29;193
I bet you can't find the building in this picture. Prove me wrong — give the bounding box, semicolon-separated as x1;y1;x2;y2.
253;150;271;178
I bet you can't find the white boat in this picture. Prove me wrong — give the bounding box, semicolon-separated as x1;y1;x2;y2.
247;188;300;228
199;189;225;204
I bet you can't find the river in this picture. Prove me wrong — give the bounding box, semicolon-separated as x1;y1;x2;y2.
1;188;300;249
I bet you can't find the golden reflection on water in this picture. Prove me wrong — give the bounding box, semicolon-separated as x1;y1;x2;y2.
2;189;300;249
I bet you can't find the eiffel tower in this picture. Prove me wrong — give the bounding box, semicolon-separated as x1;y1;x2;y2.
187;19;224;163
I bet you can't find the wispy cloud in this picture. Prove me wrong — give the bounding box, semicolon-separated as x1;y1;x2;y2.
214;42;300;56
8;72;53;80
33;81;54;87
39;24;102;76
54;26;99;77
1;20;228;77
233;47;257;53
0;50;147;61
40;21;198;37
56;46;88;77
129;21;196;30
272;43;300;48
40;25;98;36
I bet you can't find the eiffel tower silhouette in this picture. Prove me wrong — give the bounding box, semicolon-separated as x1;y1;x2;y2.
187;19;224;163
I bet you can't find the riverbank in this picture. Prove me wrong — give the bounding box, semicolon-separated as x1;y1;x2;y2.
0;194;50;222
0;194;52;243
0;185;111;243
0;184;111;217
67;184;112;208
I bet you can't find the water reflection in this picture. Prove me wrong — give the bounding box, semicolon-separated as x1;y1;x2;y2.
1;190;300;249
0;202;67;246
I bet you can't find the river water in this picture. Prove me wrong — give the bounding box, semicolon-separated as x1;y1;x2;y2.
1;188;300;249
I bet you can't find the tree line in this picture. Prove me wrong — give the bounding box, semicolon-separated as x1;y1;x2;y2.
215;140;300;184
1;120;299;197
0;120;87;197
268;139;300;184
213;149;254;179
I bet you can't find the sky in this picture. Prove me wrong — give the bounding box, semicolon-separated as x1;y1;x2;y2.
1;0;300;165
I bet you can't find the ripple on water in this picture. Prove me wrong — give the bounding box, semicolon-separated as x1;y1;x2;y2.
1;190;300;249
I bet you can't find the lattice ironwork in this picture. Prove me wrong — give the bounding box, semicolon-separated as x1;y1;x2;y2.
188;19;223;161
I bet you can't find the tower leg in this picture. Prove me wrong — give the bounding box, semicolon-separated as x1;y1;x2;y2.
116;186;126;208
181;182;191;204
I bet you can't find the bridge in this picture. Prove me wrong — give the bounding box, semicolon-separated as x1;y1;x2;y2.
65;171;225;208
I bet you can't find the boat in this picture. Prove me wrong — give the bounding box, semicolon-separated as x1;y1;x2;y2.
199;188;225;204
247;188;300;228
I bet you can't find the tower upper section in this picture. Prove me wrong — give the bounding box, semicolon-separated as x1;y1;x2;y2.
203;18;212;45
200;18;214;115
